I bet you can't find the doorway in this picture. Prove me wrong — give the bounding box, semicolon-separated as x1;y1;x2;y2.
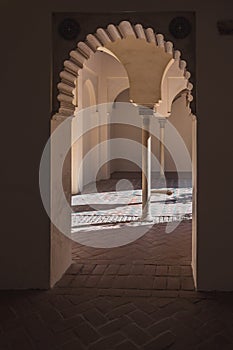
49;19;197;291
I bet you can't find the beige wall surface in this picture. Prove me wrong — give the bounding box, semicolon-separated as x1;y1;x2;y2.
112;89;192;173
1;0;233;290
72;51;129;193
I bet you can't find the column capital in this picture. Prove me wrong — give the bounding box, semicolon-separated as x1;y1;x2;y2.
158;118;167;128
138;106;154;116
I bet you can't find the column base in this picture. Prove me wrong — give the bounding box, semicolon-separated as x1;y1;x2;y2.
140;213;154;222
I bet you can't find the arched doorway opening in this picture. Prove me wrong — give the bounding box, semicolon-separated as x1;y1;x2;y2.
50;20;197;289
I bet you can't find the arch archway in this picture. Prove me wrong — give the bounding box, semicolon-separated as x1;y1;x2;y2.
54;21;193;118
51;20;197;288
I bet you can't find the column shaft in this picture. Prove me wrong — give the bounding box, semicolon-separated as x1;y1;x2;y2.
141;116;152;221
159;118;166;176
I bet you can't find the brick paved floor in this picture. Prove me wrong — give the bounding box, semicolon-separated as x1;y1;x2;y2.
1;220;233;349
1;285;233;349
2;176;233;349
71;170;193;294
72;220;192;265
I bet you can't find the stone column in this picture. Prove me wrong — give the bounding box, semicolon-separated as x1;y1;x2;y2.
158;118;166;177
139;107;153;221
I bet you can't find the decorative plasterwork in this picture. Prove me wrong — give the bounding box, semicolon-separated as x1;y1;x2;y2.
54;21;193;119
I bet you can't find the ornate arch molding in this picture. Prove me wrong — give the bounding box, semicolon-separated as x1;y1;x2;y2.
55;21;193;119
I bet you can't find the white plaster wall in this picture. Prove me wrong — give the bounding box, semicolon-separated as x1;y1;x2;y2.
110;101;142;173
165;94;193;172
111;89;192;173
72;51;129;193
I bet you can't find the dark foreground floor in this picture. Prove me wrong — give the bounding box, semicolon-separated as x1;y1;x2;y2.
1;282;233;350
1;221;233;349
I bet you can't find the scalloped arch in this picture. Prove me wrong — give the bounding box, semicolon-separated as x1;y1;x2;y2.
55;20;193;118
